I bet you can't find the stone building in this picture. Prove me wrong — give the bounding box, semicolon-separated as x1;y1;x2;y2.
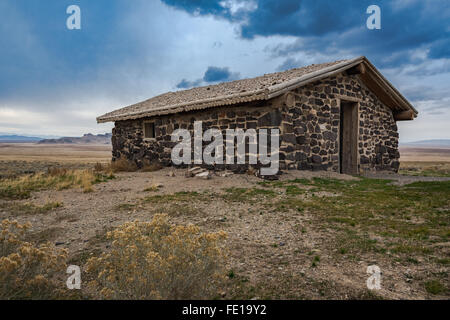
97;56;417;174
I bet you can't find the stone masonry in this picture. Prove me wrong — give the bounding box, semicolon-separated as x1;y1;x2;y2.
111;73;400;174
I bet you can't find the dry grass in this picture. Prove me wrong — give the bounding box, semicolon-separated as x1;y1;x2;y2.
142;160;163;172
109;157;162;173
86;214;227;299
0;219;68;299
110;157;138;172
0;169;115;200
0;201;62;217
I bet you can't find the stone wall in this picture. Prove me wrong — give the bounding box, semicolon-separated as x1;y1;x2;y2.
111;73;400;173
112;98;284;172
278;74;400;172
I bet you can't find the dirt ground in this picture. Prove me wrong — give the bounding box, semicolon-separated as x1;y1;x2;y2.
0;143;111;163
0;144;449;300
1;167;449;300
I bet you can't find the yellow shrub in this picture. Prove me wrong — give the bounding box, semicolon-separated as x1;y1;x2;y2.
110;157;138;172
141;159;163;172
86;214;227;300
0;219;68;299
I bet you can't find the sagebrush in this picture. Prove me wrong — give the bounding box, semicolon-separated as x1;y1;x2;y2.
86;214;227;299
0;219;68;299
109;157;162;173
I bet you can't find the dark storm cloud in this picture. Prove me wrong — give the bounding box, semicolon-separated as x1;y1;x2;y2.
162;0;450;69
0;0;128;98
428;38;450;60
203;66;239;82
161;0;231;17
176;78;203;89
176;66;240;88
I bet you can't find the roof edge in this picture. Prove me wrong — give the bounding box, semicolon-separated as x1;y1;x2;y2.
97;88;269;123
97;56;417;123
361;58;418;116
266;56;365;99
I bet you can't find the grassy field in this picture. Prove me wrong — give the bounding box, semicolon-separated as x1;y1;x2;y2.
0;144;448;299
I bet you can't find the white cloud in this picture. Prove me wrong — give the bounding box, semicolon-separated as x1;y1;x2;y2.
398;112;450;143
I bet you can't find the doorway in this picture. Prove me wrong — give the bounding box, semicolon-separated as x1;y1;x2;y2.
339;101;358;174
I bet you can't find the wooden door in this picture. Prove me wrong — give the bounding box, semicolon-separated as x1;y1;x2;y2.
340;101;358;174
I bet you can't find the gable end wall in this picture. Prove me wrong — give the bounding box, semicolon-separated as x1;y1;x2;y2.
279;74;400;173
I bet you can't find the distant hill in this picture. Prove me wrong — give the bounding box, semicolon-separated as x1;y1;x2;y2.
38;133;112;145
0;135;44;143
401;139;450;148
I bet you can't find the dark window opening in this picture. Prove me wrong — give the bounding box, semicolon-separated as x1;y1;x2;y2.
144;122;156;139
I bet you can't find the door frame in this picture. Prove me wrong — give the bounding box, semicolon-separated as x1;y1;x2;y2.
338;99;360;174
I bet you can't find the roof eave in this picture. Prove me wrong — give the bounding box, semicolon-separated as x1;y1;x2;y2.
266;56;365;99
360;57;418;116
97;56;418;123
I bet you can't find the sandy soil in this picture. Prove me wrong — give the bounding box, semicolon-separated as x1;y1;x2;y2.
0;143;111;163
16;169;358;253
400;146;450;162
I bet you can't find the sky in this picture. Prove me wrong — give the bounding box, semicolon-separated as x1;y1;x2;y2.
0;0;449;142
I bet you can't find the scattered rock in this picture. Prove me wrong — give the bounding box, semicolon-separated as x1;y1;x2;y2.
196;171;211;179
186;166;208;177
189;167;205;174
256;170;280;180
220;171;234;177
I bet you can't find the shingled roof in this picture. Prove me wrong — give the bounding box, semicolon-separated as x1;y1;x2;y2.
97;56;417;123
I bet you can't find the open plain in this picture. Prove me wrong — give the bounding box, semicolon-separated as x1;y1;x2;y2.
0;143;448;299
